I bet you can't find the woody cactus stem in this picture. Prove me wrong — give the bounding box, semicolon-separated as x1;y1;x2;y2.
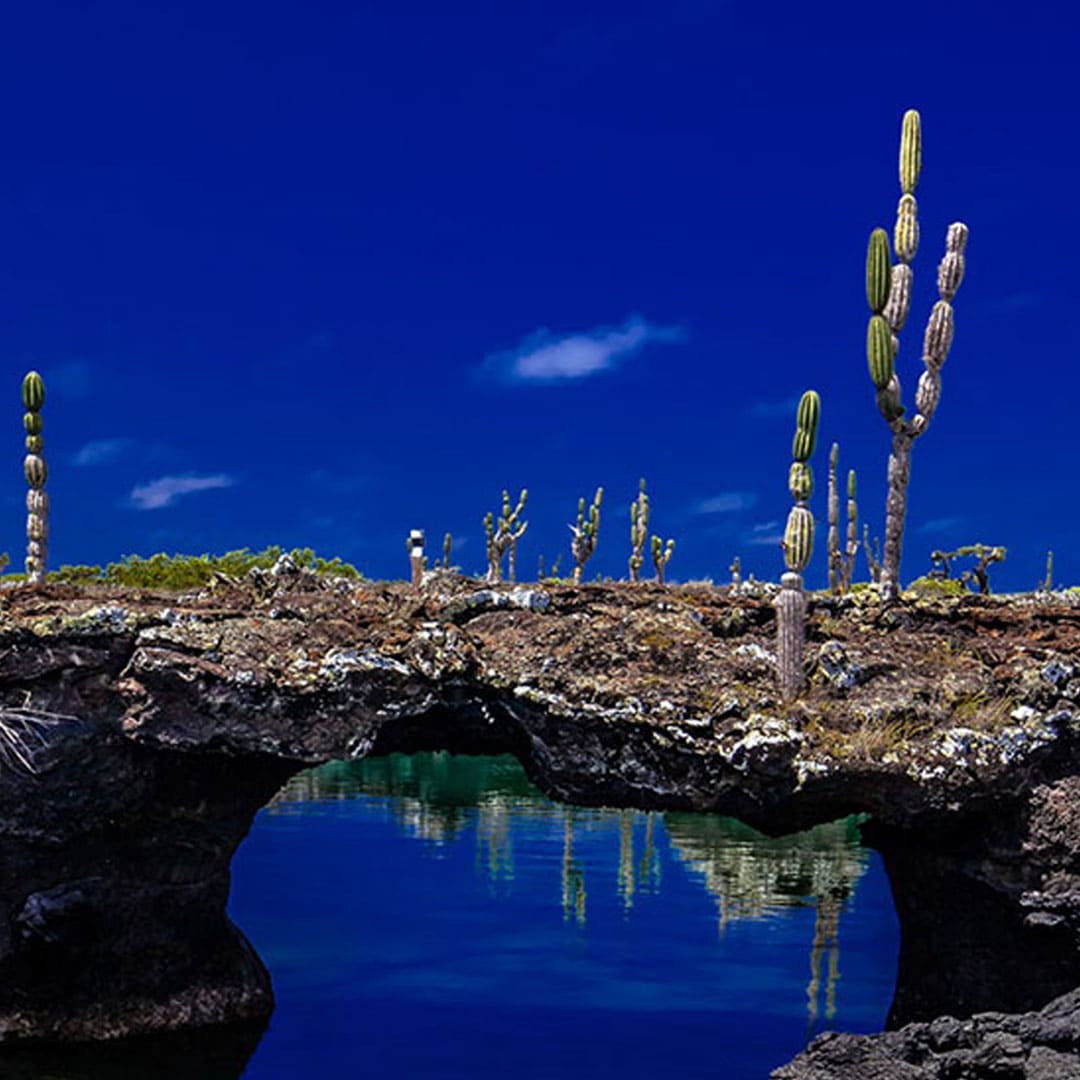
843;469;859;591
865;110;970;600
779;390;819;701
629;478;648;582
22;371;48;584
570;487;603;584
827;444;841;595
502;488;528;584
651;536;674;585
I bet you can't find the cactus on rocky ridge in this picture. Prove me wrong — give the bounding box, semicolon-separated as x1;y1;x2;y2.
22;372;48;585
864;110;970;600
629;478;649;582
779;390;819;700
570;487;603;584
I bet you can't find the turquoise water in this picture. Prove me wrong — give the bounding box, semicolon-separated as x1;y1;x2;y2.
229;753;899;1079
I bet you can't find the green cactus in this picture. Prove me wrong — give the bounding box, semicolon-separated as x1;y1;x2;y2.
22;372;44;413
778;390;819;700
483;489;528;582
843;468;859;591
629;478;649;582
21;371;48;584
571;487;603;584
864;110;969;600
899;108;922;195
866;228;892;314
650;535;674;586
867;315;894;390
783;508;814;574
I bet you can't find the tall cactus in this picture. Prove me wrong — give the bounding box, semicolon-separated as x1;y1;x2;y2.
778;390;819;700
866;110;970;600
827;444;841;596
570;487;603;584
22;371;48;585
843;468;859;591
629;478;648;582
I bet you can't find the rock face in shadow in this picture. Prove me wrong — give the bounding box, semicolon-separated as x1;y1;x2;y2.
3;571;1080;1077
0;720;295;1043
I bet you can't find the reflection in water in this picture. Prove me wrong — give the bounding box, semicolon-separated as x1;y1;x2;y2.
268;752;873;1033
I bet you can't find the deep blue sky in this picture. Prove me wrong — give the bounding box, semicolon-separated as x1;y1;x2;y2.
2;1;1075;589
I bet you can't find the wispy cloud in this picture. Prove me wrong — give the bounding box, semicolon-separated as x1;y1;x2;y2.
692;491;757;515
129;474;235;511
484;315;686;383
747;520;783;546
917;516;965;535
72;438;131;467
745;397;799;420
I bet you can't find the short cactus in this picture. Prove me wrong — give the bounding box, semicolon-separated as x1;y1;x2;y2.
828;447;860;595
650;535;674;585
629;478;649;582
864;110;970;600
483;489;528;582
21;372;47;584
570;487;603;584
778;390;819;700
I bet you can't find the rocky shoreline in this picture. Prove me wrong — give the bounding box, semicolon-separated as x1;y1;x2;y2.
3;564;1080;1076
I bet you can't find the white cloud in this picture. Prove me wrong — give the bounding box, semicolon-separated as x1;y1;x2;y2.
747;520;783;546
692;492;757;515
72;438;131;467
485;315;685;383
917;516;965;535
129;474;235;510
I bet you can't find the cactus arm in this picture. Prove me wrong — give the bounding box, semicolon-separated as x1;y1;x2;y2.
22;372;48;584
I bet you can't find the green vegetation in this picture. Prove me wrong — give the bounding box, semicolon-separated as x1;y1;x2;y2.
906;575;968;599
22;547;362;591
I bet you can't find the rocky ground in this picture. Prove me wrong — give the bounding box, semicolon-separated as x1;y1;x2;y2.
3;561;1080;1076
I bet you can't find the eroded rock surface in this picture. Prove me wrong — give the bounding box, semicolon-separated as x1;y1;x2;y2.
2;571;1080;1076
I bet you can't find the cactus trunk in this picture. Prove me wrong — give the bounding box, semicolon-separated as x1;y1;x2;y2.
827;444;840;595
777;572;806;700
880;430;914;600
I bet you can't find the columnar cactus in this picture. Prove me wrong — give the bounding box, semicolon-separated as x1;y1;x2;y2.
866;110;970;600
570;487;603;584
443;532;452;570
483;489;528;582
651;535;674;585
778;390;819;700
827;444;841;596
843;469;859;592
501;488;528;583
22;371;48;585
629;478;648;582
828;447;859;596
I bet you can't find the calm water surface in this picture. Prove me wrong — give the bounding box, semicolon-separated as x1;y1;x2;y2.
230;753;899;1079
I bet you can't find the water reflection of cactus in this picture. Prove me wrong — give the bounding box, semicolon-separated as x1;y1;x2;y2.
269;752;870;1025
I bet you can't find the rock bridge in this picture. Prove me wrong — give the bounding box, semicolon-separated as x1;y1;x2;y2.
2;570;1080;1077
